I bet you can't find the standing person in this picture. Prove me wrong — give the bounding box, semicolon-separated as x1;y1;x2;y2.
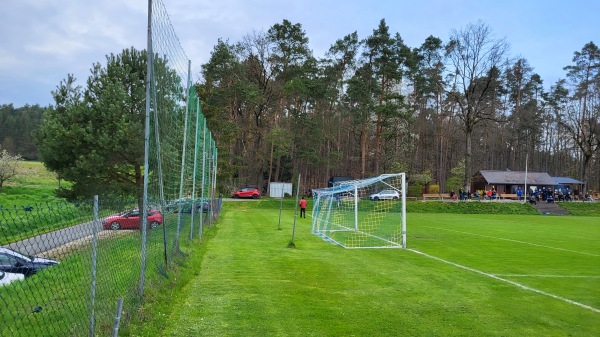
517;187;523;201
299;196;307;218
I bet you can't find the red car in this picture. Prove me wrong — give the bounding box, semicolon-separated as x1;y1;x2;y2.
102;210;163;230
231;187;261;199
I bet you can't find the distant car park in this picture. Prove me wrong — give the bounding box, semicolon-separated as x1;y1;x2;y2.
102;209;163;230
0;247;59;277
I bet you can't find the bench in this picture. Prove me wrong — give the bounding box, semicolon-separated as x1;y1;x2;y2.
422;193;441;201
422;193;453;201
500;194;519;200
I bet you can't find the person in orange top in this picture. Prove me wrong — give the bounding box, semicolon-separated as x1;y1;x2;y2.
299;196;307;218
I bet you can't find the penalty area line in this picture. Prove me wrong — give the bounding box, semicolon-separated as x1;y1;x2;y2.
493;274;600;279
408;248;600;314
422;226;600;257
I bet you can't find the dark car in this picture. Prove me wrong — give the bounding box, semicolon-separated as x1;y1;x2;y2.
166;199;211;214
181;201;211;213
231;188;261;199
0;247;59;277
102;209;163;230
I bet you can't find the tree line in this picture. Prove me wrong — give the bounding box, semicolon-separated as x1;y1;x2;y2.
0;19;599;198
0;104;44;160
197;19;599;195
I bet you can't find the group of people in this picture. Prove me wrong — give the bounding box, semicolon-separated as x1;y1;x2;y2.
447;186;592;203
450;188;474;200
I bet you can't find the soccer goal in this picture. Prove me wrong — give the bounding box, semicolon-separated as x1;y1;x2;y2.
311;173;406;249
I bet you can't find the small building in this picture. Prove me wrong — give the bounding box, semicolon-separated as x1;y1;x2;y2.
552;177;584;196
328;176;354;187
471;170;557;195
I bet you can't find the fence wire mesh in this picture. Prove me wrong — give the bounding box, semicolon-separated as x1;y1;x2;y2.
0;0;218;335
0;198;221;336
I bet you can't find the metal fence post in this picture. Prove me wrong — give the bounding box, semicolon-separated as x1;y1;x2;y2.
89;195;99;337
112;298;124;337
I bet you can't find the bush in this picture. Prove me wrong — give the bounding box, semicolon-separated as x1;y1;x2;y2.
428;184;440;194
406;200;538;215
407;182;423;197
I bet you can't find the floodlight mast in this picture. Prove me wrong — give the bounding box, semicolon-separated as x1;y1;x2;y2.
524;153;528;204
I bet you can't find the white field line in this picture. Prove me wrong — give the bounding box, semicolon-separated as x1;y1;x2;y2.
494;274;600;278
408;249;600;314
422;226;600;257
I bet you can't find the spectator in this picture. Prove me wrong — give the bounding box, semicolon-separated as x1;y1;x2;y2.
517;187;523;201
299;197;307;218
529;195;537;205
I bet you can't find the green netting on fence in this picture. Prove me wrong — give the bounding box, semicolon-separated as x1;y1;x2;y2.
0;0;218;335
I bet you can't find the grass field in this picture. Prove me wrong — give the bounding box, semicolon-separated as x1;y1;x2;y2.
2;164;598;336
145;202;599;337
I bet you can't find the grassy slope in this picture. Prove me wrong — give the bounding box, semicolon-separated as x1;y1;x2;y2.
144;202;599;337
0;161;64;207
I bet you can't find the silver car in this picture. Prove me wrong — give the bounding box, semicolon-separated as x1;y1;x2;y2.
0;270;25;286
369;190;400;201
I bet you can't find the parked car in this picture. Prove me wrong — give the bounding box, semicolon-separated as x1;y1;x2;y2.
181;200;211;213
369;190;400;201
165;199;211;214
231;187;261;199
0;247;59;277
102;209;163;230
0;270;25;285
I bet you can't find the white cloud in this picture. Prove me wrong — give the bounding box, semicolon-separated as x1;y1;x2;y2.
1;0;600;106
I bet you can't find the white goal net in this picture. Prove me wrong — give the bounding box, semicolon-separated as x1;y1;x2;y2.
311;173;406;248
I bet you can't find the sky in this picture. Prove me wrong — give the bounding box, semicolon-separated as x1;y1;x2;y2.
1;0;598;107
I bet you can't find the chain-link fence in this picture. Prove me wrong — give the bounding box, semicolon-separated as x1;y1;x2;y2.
1;1;220;334
0;197;221;336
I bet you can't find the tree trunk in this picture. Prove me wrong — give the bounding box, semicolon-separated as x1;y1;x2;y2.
267;141;274;187
361;126;367;178
464;129;473;192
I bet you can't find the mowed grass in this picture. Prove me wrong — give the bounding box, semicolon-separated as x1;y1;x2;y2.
156;203;600;337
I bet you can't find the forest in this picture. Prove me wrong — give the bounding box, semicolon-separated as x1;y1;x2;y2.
197;19;599;194
1;19;599;196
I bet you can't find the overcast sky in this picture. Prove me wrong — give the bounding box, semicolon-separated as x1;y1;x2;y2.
1;0;598;107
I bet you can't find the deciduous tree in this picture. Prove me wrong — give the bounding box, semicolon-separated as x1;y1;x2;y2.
445;21;509;192
0;146;21;189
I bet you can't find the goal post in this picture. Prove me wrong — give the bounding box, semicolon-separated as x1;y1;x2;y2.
311;173;406;249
